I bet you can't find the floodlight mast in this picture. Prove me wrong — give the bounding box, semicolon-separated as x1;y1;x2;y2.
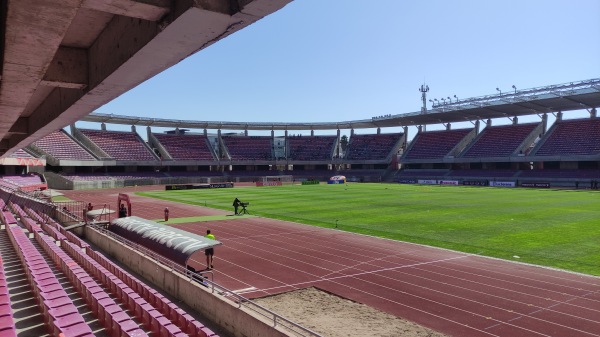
419;84;429;132
419;84;429;114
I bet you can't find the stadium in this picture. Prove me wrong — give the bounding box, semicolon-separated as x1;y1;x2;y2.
0;1;599;337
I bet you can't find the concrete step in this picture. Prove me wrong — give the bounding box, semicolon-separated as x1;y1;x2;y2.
0;228;50;336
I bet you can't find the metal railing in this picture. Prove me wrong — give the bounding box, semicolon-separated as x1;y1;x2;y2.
89;225;322;337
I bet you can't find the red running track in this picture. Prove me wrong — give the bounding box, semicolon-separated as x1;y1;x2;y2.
63;187;600;337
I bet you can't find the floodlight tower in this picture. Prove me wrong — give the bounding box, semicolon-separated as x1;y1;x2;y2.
419;84;429;131
419;84;429;114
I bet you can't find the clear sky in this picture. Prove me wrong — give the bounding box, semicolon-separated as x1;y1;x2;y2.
85;0;600;137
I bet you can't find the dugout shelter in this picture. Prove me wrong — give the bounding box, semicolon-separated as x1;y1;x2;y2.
110;216;221;266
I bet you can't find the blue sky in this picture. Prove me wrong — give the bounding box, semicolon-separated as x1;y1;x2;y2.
86;0;600;137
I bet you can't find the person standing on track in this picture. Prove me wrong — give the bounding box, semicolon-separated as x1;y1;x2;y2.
118;203;127;218
232;198;241;215
205;229;216;270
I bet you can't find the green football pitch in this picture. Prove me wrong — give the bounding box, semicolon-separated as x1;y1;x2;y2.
137;183;600;276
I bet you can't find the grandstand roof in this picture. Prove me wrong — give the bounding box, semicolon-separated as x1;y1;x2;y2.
82;78;600;130
0;0;291;158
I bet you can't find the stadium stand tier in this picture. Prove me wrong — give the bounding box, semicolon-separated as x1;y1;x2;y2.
534;118;600;156
153;133;215;160
462;123;539;158
345;133;403;160
8;149;33;158
0;174;45;189
287;135;337;161
79;129;157;161
221;136;273;161
60;172;168;181
32;130;96;161
403;128;472;160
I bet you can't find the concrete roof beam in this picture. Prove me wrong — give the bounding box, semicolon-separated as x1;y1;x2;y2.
0;0;81;147
41;47;88;89
82;0;171;21
88;15;159;89
7;117;28;135
1;0;293;156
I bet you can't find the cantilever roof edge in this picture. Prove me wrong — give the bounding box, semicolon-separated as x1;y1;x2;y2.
81;113;386;130
110;216;221;266
81;78;600;130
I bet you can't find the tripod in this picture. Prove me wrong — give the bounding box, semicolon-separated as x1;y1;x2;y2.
238;202;249;215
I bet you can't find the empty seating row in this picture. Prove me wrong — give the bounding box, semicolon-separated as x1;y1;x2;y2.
37;233;149;337
60;172;169;182
404;128;473;160
0;180;19;190
33;130;96;161
24;206;47;224
463;123;538;158
0;203;17;228
0;175;44;188
0;253;17;337
536;118;600;156
87;249;217;337
8;204;43;236
346;133;402;160
80;129;157;161
39;221;67;243
6;225;94;337
222;136;273;161
153;134;215;161
8;149;33;158
287;136;336;161
62;242;189;337
41;214;90;250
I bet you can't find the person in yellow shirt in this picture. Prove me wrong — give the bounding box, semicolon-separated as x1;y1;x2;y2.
205;229;216;269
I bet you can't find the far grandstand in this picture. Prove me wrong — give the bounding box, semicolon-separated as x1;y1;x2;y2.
0;78;597;190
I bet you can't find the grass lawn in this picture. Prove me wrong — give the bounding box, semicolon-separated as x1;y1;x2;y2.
138;183;600;276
